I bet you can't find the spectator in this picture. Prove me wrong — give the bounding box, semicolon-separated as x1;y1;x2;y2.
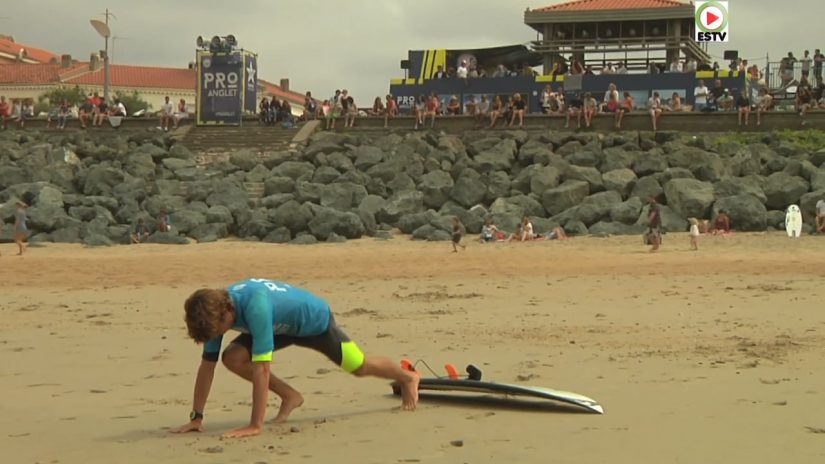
158;208;171;233
708;80;725;110
270;98;282;122
712;61;720;72
601;62;615;75
456;60;469;81
665;92;682;112
602;83;619;113
424;93;439;128
814;49;824;83
551;61;563;79
89;92;103;125
330;93;343;130
796;84;813;124
502;95;515;127
712;210;731;235
616;61;628;74
479;218;499;243
477;67;488;78
173;99;188;129
615;92;634;129
648;92;663;131
686;58;698;72
303;92;317;121
19;100;34;128
583;92;597;128
111;98;127;116
56;99;70;130
669;58;683;73
14;200;28;256
369;97;385;117
78;96;94;129
384;94;398;128
130;218;150;244
0;96;10;129
281;100;295;127
647;198;661;252
801;50;812;80
475;95;490;127
756;88;773;126
492;64;508;78
584;65;595;75
718;89;734;111
566;92;583;129
469;63;480;78
7;99;21;128
694;79;709;112
433;65;447;79
95;97;110;126
259;97;271;125
510;216;534;242
451;217;466;253
321;100;334;130
464;95;477;117
413;94;426;130
446;95;460;115
488;95;503;128
780;52;796;86
736;90;751;126
816;197;825;233
540;85;554;114
159;96;174;131
570;58;583;75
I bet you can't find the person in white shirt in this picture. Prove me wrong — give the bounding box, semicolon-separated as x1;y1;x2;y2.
648;92;663;131
510;216;534;242
174;99;188;129
694;80;709;111
685;59;697;72
159;96;174;131
456;61;468;79
689;218;700;251
616;62;628;74
669;58;683;73
801;50;813;80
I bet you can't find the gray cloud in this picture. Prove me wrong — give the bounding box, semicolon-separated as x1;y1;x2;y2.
3;0;820;101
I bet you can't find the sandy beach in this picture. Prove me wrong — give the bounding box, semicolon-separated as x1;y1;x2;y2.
2;233;824;463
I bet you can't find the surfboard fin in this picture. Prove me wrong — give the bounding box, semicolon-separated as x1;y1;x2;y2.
466;364;482;381
444;363;460;380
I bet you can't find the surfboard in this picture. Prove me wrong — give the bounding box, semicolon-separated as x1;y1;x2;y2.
785;204;803;237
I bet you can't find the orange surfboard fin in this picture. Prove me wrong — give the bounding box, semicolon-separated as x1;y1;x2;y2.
444;363;460;380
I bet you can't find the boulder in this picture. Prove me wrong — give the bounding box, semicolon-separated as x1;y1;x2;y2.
810;169;825;192
800;190;825;218
713;176;767;204
601;148;639;172
563;220;588;236
386;172;416;194
529;166;561;196
320;182;367;211
419;170;454;209
541;180;590;216
229;149;260;170
0;166;27;190
398;211;437;234
189;223;229;243
307;207;365;240
377;191;424;224
83;234;114;247
271;161;315;181
473;139;517;172
712;195;768;231
633;151;668;176
206;205;234;224
602;169;637;198
294;181;324;204
609;197;644;225
630;176;664;202
51;226;82;243
575;191;623;226
205;179;251;215
170;210;207;234
162;157;196;171
588;221;646;236
270;200;314;234
312;166;342;185
449;172;487;208
352;145;384;170
262;226;292;243
82;165;125;196
767;210;786;229
564;165;603;192
763;172;810;210
485;171;511;202
412;224;452;241
667;147;725;182
290;234;318;245
264;176;295;195
260;193;294;209
663;178;715;219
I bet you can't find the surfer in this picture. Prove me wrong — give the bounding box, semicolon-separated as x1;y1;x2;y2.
170;279;419;438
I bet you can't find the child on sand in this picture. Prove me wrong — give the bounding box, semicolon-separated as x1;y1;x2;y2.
452;217;466;252
689;218;700;251
170;278;419;439
479;218;499;243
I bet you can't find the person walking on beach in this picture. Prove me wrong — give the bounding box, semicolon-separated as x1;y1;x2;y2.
452;217;466;252
14;200;28;256
170;279;419;439
689;218;700;251
647;198;662;252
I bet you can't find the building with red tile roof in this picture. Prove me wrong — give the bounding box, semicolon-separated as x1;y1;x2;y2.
531;0;688;13
0;35;60;65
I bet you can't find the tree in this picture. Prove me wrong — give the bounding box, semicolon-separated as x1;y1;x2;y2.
114;90;152;115
36;86;87;114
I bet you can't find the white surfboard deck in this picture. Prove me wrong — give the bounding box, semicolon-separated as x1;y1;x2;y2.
786;204;803;237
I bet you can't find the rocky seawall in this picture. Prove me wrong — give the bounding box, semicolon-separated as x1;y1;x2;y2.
1;129;824;246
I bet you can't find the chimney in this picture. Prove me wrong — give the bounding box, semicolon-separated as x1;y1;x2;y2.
60;54;72;68
188;61;195;69
280;78;289;92
89;53;101;71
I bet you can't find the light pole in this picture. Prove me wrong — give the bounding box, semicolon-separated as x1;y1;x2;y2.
90;9;115;102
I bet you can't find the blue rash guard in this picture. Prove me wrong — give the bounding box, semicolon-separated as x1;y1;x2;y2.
202;279;331;363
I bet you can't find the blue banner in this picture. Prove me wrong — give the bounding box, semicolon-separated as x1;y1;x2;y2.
244;53;257;114
197;51;243;125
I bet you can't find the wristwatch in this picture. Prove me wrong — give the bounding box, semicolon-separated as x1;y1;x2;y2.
189;410;204;421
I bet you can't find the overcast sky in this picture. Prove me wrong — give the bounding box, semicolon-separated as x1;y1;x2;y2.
3;0;819;100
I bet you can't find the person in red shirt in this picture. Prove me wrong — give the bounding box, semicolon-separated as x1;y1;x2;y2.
0;96;10;130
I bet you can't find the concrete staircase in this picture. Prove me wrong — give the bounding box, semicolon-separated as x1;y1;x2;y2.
180;124;301;166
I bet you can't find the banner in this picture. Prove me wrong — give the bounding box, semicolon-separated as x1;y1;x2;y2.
197;51;243;125
243;52;258;114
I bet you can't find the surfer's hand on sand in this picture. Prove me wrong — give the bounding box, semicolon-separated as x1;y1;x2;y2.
222;425;261;439
169;421;204;434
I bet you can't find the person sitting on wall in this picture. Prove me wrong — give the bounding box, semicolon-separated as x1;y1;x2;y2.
475;95;489;127
602;84;619;113
464;95;477;118
541;85;554;114
159;96;175;131
259;97;271;125
423;93;439;128
694;79;710;112
736;90;751;126
95;98;110;126
413;95;426;130
796;84;814;124
488;95;503;128
303;92;317;121
384;94;398;128
583;92;598;128
615;92;635;129
78;96;94;129
502;96;515;127
446;96;461;116
708;80;725;111
342;97;356;129
173;99;189;129
718;89;735;112
369;97;385;117
509;94;526;127
19;99;34;129
648;92;663;132
566;92;583;129
665;92;683;112
756;88;773;126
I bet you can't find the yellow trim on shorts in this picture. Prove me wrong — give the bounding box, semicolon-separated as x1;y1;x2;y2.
251;351;273;362
340;341;365;373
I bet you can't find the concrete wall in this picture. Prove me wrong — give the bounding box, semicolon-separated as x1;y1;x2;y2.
0;83;195;113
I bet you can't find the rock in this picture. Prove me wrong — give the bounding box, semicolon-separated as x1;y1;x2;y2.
244;164;271;183
206;205;233;224
189;223;228;242
810;169;825;192
290;234;318;245
588;221;646;236
629;176;664;202
264;176;296;195
800;190;825;218
563;220;588;236
484;170;511;201
358;195;386;217
713;176;767;204
667;147;725;182
610;197;644;225
763;172;810;210
529;166;561;196
566;150;601;169
294;181;324;204
83;234;114;247
272;161;315;181
326;232;347;243
376;191;424;225
602;169;637;198
474;139;517;172
353;145;384;170
270;200;314;235
262;226;291;243
450;440;464;448
326;152;354;172
664;178;715;219
146;232;190;245
398;210;437;234
601;148;639;172
556;140;583;157
412;224;451;241
712;195;768;231
124;151;156;179
518;140;553;165
312;166;342;185
51;226;82;243
767;210;786;229
564;165;603;192
320;182;367;211
633;151;668;176
260;193;294;209
810;148;825;167
419;170;454;209
0;166;27;190
449;173;487;208
82;165;125;196
542;180;590;216
229;149;259;170
724;146;762;177
205;179;251;215
169;210;207;234
307;207;365;240
575;191;623;226
162;157;195;171
386;172;416;195
168;143;193;159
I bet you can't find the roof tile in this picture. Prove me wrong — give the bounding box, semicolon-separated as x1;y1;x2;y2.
0;36;60;64
533;0;688;12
